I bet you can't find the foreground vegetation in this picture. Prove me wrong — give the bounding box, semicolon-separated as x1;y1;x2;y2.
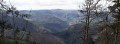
0;0;120;44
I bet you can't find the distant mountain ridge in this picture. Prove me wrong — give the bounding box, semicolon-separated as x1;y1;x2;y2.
19;10;83;32
20;10;82;25
0;13;37;32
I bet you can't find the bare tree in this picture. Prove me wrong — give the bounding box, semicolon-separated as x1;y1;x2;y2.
80;0;101;44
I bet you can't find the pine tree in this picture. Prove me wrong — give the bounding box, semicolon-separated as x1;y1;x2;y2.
107;0;120;44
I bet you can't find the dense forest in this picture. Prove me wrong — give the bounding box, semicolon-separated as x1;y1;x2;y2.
0;0;120;44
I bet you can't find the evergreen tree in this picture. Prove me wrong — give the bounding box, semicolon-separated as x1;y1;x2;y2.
108;0;120;44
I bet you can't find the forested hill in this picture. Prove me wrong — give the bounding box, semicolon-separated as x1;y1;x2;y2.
19;10;82;33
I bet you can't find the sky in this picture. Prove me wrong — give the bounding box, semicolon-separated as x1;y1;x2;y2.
4;0;84;10
4;0;112;10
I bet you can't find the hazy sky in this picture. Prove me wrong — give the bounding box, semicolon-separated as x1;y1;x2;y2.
4;0;111;10
4;0;84;10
